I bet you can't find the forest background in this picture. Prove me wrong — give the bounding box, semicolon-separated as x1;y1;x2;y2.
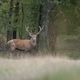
0;0;80;58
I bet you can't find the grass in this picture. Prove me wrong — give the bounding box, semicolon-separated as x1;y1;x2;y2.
36;66;80;80
0;55;80;80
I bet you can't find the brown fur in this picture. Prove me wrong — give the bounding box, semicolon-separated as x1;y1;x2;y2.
7;39;34;51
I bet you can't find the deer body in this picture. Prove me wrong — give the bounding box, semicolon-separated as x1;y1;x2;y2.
7;26;44;51
7;38;36;51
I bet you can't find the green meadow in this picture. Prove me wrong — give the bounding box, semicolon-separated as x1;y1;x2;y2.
0;56;80;80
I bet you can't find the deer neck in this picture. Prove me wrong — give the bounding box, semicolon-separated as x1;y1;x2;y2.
30;38;36;47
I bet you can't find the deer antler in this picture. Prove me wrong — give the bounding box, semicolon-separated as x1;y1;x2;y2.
25;25;29;32
37;26;44;35
25;25;32;37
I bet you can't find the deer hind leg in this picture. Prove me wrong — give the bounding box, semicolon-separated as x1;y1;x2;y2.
9;43;16;58
10;42;16;51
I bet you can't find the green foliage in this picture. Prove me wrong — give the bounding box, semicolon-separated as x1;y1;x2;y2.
52;0;80;35
0;0;9;34
23;0;40;32
1;0;79;36
0;0;41;38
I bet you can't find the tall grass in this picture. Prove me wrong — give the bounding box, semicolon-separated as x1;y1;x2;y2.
0;56;80;80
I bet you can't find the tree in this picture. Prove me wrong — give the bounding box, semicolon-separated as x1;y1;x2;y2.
13;0;20;39
7;0;20;40
7;0;14;41
38;0;54;51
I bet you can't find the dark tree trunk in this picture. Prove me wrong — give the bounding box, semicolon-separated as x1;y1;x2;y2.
20;2;24;39
7;30;13;41
14;0;19;23
7;0;14;41
13;0;20;39
13;29;17;39
38;0;53;51
7;0;20;41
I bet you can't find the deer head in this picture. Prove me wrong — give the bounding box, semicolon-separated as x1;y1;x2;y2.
25;25;44;41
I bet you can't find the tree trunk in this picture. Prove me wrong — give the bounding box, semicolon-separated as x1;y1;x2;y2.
48;13;57;54
48;2;57;54
7;0;14;41
14;0;20;39
38;0;53;51
14;0;19;23
20;2;24;39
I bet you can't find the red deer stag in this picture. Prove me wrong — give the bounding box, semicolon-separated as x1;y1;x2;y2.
7;26;44;51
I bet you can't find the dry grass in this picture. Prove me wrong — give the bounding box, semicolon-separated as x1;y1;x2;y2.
0;54;80;80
